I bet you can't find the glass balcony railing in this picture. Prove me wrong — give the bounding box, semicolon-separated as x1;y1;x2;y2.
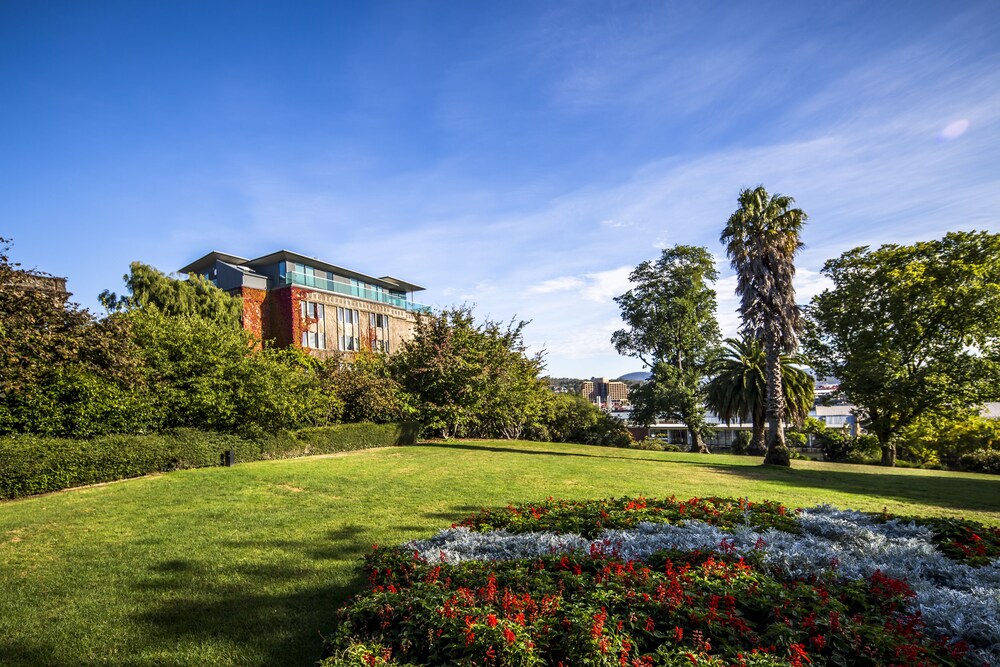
283;270;431;313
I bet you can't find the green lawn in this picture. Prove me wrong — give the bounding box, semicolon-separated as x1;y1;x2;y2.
1;440;998;667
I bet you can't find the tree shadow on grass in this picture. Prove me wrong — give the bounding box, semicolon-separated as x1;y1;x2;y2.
418;441;670;465
707;463;1000;515
116;523;403;667
0;640;62;667
420;441;1000;516
121;556;353;667
423;505;483;523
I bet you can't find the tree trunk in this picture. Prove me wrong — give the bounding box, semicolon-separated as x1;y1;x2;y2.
880;440;897;467
762;335;790;467
750;418;766;456
689;427;710;454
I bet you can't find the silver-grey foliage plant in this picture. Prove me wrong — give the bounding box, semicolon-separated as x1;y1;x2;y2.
406;506;999;666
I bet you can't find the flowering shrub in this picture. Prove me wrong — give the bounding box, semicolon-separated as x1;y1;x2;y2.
900;515;1000;566
320;497;999;667
454;496;801;539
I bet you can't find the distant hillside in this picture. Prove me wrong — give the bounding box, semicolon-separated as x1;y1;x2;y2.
617;371;651;382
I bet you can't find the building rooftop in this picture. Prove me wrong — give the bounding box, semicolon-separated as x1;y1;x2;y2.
180;249;425;294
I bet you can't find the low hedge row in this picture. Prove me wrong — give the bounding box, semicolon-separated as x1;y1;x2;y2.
0;422;420;500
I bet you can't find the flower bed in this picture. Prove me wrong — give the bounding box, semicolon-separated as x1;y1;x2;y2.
319;497;999;666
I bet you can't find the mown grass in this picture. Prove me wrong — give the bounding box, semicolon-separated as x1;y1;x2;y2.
1;440;998;667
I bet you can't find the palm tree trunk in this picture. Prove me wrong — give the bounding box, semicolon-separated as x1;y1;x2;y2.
763;334;790;466
750;416;766;456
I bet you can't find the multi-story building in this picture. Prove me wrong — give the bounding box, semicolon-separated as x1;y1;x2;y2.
581;377;630;408
180;250;428;359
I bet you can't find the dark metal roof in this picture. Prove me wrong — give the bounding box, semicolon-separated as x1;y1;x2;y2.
178;251;249;276
180;249;425;293
243;249;425;292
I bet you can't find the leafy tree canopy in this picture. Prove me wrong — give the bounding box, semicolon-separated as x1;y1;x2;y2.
0;238;149;435
100;262;242;328
804;230;1000;466
392;306;547;439
612;245;721;452
705;336;814;456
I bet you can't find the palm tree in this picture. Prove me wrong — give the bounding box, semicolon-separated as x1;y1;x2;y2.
706;336;814;455
721;186;807;466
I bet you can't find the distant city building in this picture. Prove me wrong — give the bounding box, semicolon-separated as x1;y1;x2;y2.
581;377;630;408
180;250;428;359
813;405;858;435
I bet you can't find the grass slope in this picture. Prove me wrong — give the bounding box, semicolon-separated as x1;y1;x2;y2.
1;440;998;667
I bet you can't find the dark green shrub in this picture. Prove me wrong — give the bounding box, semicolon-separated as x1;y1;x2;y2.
960;448;1000;474
320;349;409;424
818;429;851;461
629;437;664;451
584;412;633;447
0;422;420;499
785;431;807;448
530;394;633;448
4;368;157;438
129;311;340;436
818;430;879;463
731;430;752;455
844;433;881;463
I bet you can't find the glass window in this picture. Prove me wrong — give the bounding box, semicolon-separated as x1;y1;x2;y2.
299;301;326;350
337;307;360;351
369;312;390;352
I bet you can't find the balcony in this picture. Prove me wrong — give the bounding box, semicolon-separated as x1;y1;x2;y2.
283;270;431;313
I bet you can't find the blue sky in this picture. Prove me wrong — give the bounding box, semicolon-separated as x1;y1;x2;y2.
3;1;998;378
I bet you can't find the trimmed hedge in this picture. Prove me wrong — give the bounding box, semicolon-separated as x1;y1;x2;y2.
0;422;420;500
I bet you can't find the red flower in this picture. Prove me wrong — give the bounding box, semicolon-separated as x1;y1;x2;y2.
789;643;811;667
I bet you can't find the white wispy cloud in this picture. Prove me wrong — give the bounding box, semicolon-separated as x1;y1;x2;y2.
580;266;633;303
527;276;586;294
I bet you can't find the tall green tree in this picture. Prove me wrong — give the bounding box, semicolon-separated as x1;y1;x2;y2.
100;262;242;328
705;336;814;455
612;245;721;453
804;230;1000;466
721;186;807;466
0;238;149;436
392;307;547;439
